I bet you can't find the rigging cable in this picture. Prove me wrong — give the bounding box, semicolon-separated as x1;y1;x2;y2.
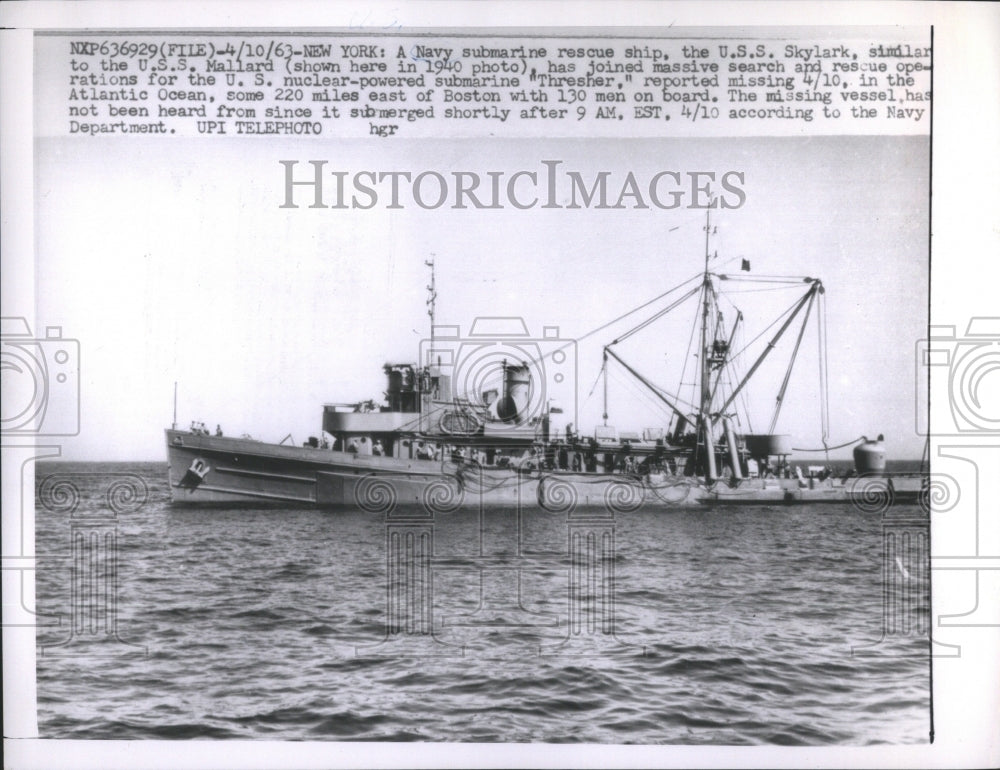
585;358;606;402
792;436;864;452
818;289;831;463
721;284;807;295
606;352;699;414
723;317;755;434
719;278;813;285
728;291;805;361
675;283;704;433
457;271;705;397
574;271;702;348
611;285;702;345
767;290;817;433
607;367;679;425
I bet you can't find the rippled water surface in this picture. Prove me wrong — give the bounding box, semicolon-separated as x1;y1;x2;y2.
35;462;930;743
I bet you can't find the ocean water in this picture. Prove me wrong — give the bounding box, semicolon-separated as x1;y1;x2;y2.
34;461;930;743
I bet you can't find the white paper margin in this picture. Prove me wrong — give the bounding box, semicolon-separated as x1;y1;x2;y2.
3;2;999;768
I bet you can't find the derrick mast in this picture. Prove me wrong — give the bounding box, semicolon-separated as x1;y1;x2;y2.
698;207;719;482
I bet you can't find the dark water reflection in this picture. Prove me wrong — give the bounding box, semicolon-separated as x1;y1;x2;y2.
35;462;930;743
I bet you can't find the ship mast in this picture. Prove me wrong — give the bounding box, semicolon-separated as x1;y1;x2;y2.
698;204;718;481
700;206;712;419
425;256;436;349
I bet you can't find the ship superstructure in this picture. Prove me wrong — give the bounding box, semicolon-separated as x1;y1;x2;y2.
166;219;926;510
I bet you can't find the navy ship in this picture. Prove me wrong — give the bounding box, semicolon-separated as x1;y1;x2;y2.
166;220;926;512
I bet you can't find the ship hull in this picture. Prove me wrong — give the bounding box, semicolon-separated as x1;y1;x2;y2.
166;430;922;511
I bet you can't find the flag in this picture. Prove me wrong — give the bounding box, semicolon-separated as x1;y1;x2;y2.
741;258;751;272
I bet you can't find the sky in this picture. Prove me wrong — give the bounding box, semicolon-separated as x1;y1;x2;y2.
32;133;929;461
